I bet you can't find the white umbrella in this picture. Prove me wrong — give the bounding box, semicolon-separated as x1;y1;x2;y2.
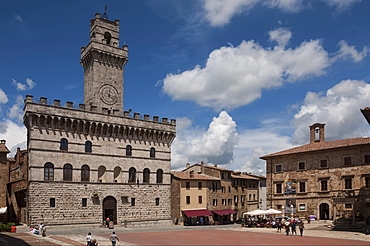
265;209;282;214
243;209;267;216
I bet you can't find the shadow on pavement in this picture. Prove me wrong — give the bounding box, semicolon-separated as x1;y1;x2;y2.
0;233;31;246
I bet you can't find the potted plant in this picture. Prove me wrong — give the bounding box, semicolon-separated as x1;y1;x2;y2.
241;222;245;227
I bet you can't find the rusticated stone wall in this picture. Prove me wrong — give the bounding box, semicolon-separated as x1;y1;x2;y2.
28;181;171;226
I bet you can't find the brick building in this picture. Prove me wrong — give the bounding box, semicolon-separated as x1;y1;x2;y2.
23;13;176;227
7;147;28;224
0;140;10;223
171;171;219;225
172;162;265;225
261;123;370;223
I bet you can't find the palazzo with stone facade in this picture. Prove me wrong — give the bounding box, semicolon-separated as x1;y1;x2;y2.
261;123;370;224
23;13;176;227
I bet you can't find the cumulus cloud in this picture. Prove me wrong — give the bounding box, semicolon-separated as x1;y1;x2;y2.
202;0;359;27
163;30;331;110
0;89;9;104
171;111;238;170
7;95;24;124
292;79;370;144
232;123;294;175
12;78;36;91
0;119;27;157
202;0;259;27
269;27;292;47
333;40;368;62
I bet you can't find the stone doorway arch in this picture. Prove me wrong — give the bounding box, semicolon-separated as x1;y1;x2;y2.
319;203;329;220
103;196;117;224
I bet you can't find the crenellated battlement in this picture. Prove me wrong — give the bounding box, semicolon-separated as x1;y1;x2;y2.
25;95;176;125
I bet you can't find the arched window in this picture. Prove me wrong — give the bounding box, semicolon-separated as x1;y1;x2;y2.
156;169;163;183
63;163;73;181
128;167;136;183
60;138;68;151
150;147;155;158
126;145;132;156
114;166;122;183
44;162;54;180
104;32;112;45
98;166;107;182
143;168;150;183
81;165;90;182
85;141;92;153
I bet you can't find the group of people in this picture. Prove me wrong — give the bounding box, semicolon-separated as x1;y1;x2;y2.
276;220;305;236
86;231;120;246
29;222;46;237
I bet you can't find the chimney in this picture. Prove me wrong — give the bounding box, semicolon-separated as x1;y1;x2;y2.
309;123;325;144
186;163;190;169
189;170;194;178
201;161;205;174
214;164;218;167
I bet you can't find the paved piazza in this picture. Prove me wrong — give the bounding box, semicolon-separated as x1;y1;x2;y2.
0;221;370;245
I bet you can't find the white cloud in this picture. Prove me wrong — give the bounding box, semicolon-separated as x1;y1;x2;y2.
0;119;27;157
231;124;294;175
269;27;292;47
171;111;238;170
202;0;359;27
12;78;36;91
0;89;9;104
263;0;304;12
324;0;362;12
292;79;370;144
202;0;259;27
163;32;330;110
333;40;368;62
7;95;24;124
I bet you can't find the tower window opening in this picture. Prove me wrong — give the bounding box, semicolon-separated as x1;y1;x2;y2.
104;32;112;45
315;127;320;141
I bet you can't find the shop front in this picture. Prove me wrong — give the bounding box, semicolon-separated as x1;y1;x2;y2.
182;209;213;226
212;209;237;224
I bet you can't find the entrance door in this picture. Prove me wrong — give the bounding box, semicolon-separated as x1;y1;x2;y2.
319;203;329;220
103;196;117;224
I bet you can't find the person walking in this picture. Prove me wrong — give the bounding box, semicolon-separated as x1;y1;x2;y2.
299;222;305;236
291;222;297;235
109;231;120;246
285;222;290;236
276;220;282;233
86;232;92;246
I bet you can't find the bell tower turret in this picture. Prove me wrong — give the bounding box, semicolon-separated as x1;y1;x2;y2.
81;13;128;114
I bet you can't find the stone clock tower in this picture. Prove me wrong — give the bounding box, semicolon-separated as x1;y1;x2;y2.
81;13;128;114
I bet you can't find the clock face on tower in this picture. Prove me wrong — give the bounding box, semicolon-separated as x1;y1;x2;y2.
99;84;118;105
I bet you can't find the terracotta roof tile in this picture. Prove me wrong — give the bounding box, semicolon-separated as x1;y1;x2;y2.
189;163;233;172
231;173;260;180
260;137;370;159
171;171;220;180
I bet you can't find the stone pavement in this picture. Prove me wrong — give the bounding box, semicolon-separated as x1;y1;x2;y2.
0;221;369;245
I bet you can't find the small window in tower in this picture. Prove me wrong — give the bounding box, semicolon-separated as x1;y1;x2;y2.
104;32;112;45
82;198;87;207
150;147;156;158
50;198;56;207
85;141;92;153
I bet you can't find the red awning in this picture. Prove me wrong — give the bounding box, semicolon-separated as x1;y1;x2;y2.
212;209;237;215
183;209;213;217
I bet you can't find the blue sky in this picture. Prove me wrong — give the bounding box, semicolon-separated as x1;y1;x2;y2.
1;0;370;175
